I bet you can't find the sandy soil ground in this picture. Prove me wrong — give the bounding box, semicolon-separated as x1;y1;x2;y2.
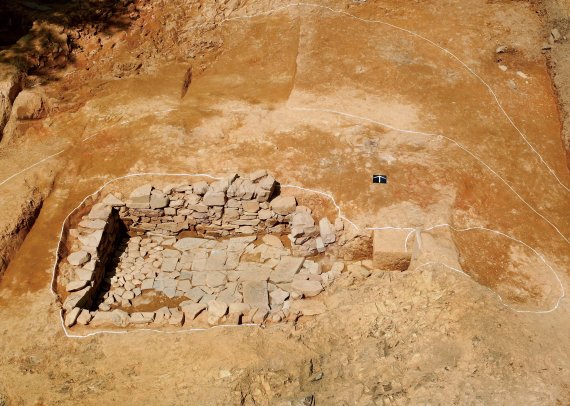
0;0;569;404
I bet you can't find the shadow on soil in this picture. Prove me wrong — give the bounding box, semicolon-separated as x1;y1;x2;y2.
0;0;137;80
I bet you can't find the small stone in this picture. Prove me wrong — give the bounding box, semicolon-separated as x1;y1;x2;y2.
141;278;154;290
181;303;207;321
174;237;206;251
102;194;125;206
270;195;297;215
516;71;528;79
128;184;153;208
229;303;251;315
315;237;325;253
67;251;90;266
91;309;130;327
66;280;89;292
495;45;508;53
150;191;170;209
319;217;336;244
206;271;227;288
334;217;344;231
270;256;305;283
208;300;228;318
168;308;184;326
243;281;269;309
498;64;508;72
123;291;135;300
78;219;107;230
76;309;93;325
88;203;112;220
130;312;155;324
184;287;205;302
242;200;260;213
262;234;284;248
551;28;561;42
269;288;289;305
203;191;226;206
292;279;323;297
64;307;81;327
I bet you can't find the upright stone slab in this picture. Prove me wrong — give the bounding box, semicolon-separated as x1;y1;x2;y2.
372;229;412;271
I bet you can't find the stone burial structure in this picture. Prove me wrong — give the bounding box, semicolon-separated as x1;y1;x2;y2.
57;171;355;330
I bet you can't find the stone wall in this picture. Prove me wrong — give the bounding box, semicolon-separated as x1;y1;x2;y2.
118;170;339;256
58;171;349;329
62;203;121;314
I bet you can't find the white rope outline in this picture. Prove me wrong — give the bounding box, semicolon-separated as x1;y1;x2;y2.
221;2;570;193
52;172;565;338
0;3;562;336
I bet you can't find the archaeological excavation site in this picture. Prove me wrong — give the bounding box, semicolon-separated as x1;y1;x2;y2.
56;171;383;329
1;0;570;404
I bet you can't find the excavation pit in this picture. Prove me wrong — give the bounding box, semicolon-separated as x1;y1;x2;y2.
56;172;366;330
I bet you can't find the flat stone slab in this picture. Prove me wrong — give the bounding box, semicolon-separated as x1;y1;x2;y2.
242;281;269;309
67;251;90;266
270;256;305;284
181;303;207;321
290;300;327;316
292;279;323;297
174;237;207;251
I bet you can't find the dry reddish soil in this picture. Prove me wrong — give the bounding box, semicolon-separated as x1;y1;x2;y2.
0;0;570;404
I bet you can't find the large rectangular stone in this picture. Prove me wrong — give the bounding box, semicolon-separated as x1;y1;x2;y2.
270;256;305;284
242;281;269;310
372;229;412;271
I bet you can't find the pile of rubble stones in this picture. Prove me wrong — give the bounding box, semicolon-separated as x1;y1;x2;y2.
59;171;368;329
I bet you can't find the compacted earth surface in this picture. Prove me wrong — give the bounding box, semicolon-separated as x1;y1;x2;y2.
1;0;570;404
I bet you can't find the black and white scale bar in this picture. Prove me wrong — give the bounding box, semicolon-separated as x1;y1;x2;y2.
373;175;387;184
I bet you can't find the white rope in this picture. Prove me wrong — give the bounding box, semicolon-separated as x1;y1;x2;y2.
289;106;570;245
222;2;570;193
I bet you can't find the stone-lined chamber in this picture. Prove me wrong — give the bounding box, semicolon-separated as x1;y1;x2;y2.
56;171;369;330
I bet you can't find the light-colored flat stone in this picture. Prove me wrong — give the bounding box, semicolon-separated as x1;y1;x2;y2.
243;281;269;309
102;194;125;206
262;234;284;248
270;195;297;215
269;288;289;305
78;230;104;248
229;303;251;315
130;312;155;324
67;251;90;266
64;307;81;327
88;203;112;220
76;309;92;325
174;237;207;251
184;287;205;302
203;191;226;206
372;229;412;271
91;309;130;327
206;271;227;288
78;219;107;230
208;300;228;318
270;256;304;284
181;303;207;321
319;217;336;244
290;300;326;316
291;279;323;297
66;280;89;292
